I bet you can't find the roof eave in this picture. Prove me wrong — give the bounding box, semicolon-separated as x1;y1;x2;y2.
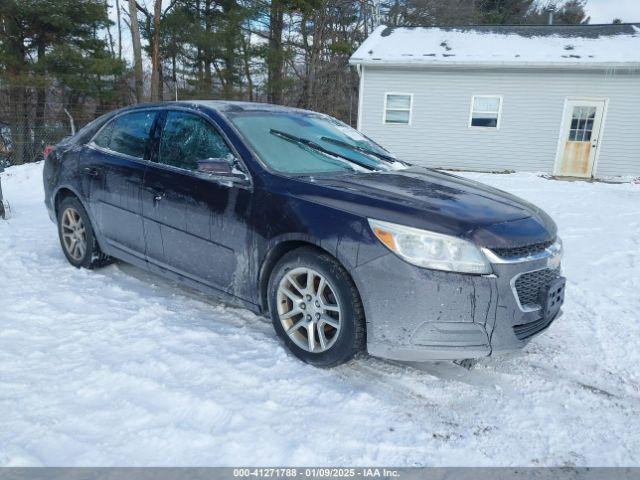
348;59;640;70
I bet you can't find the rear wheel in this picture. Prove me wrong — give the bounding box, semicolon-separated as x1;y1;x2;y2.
268;247;365;367
57;196;110;269
0;199;9;220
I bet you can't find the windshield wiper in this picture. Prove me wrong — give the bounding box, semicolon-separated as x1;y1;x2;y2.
270;129;376;171
320;136;399;164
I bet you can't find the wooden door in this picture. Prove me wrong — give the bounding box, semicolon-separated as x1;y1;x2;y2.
556;100;606;178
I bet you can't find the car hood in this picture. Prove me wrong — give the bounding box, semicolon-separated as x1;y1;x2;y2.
291;167;557;248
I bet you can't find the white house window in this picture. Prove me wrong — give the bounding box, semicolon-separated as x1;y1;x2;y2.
470;96;502;128
384;93;412;125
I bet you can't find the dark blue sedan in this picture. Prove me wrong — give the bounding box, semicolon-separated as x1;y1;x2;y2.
43;101;565;367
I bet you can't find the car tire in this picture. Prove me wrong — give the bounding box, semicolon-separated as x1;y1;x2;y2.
57;196;110;269
0;199;9;220
267;247;366;367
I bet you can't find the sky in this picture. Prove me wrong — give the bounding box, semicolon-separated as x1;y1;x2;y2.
585;0;640;23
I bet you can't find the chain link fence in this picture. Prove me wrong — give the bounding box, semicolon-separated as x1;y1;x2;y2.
0;93;127;168
0;122;75;169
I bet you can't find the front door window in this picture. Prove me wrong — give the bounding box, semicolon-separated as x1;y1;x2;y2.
159;111;233;172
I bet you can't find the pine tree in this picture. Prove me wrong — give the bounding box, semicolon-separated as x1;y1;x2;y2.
554;0;589;25
475;0;536;24
0;0;125;163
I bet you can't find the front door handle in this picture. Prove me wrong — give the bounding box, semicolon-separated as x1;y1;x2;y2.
84;167;100;178
145;186;165;203
150;189;165;202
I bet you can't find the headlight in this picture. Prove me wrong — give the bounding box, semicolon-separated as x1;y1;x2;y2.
368;219;492;274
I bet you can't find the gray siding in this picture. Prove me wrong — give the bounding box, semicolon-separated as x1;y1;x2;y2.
358;66;640;177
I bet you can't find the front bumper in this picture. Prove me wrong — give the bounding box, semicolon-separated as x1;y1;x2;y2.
353;246;564;362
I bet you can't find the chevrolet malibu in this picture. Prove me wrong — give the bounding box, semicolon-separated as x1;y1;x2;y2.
43;101;565;367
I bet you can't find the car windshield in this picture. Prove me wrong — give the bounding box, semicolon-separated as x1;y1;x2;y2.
227;110;406;174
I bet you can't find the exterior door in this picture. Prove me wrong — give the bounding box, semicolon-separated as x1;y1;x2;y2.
85;110;159;261
142;109;252;294
556;100;606;178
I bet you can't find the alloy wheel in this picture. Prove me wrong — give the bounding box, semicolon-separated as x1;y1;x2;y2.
61;207;87;261
276;267;342;353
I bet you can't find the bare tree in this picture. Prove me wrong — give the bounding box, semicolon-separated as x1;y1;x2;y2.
267;0;284;104
134;0;180;102
149;0;162;101
128;0;144;102
116;0;123;59
104;0;116;55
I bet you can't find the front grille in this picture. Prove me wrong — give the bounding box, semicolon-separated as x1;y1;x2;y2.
514;268;561;308
492;239;555;259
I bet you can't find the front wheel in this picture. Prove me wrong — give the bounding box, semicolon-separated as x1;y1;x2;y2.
268;247;366;367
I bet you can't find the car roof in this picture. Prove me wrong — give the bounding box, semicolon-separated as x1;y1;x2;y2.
123;100;317;116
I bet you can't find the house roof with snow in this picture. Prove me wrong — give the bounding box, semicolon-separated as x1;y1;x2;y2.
350;24;640;69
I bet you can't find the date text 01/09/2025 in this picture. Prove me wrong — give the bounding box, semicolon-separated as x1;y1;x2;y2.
232;468;401;478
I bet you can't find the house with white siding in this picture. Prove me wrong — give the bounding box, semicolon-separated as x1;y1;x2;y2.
349;24;640;179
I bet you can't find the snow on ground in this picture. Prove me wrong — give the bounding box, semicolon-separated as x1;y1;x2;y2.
0;162;639;467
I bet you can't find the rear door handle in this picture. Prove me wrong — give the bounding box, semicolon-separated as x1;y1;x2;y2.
84;167;100;178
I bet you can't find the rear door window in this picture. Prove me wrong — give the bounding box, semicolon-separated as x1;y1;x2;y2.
93;120;114;149
93;111;157;159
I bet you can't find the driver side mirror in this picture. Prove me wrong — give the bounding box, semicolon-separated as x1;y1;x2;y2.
196;156;249;184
